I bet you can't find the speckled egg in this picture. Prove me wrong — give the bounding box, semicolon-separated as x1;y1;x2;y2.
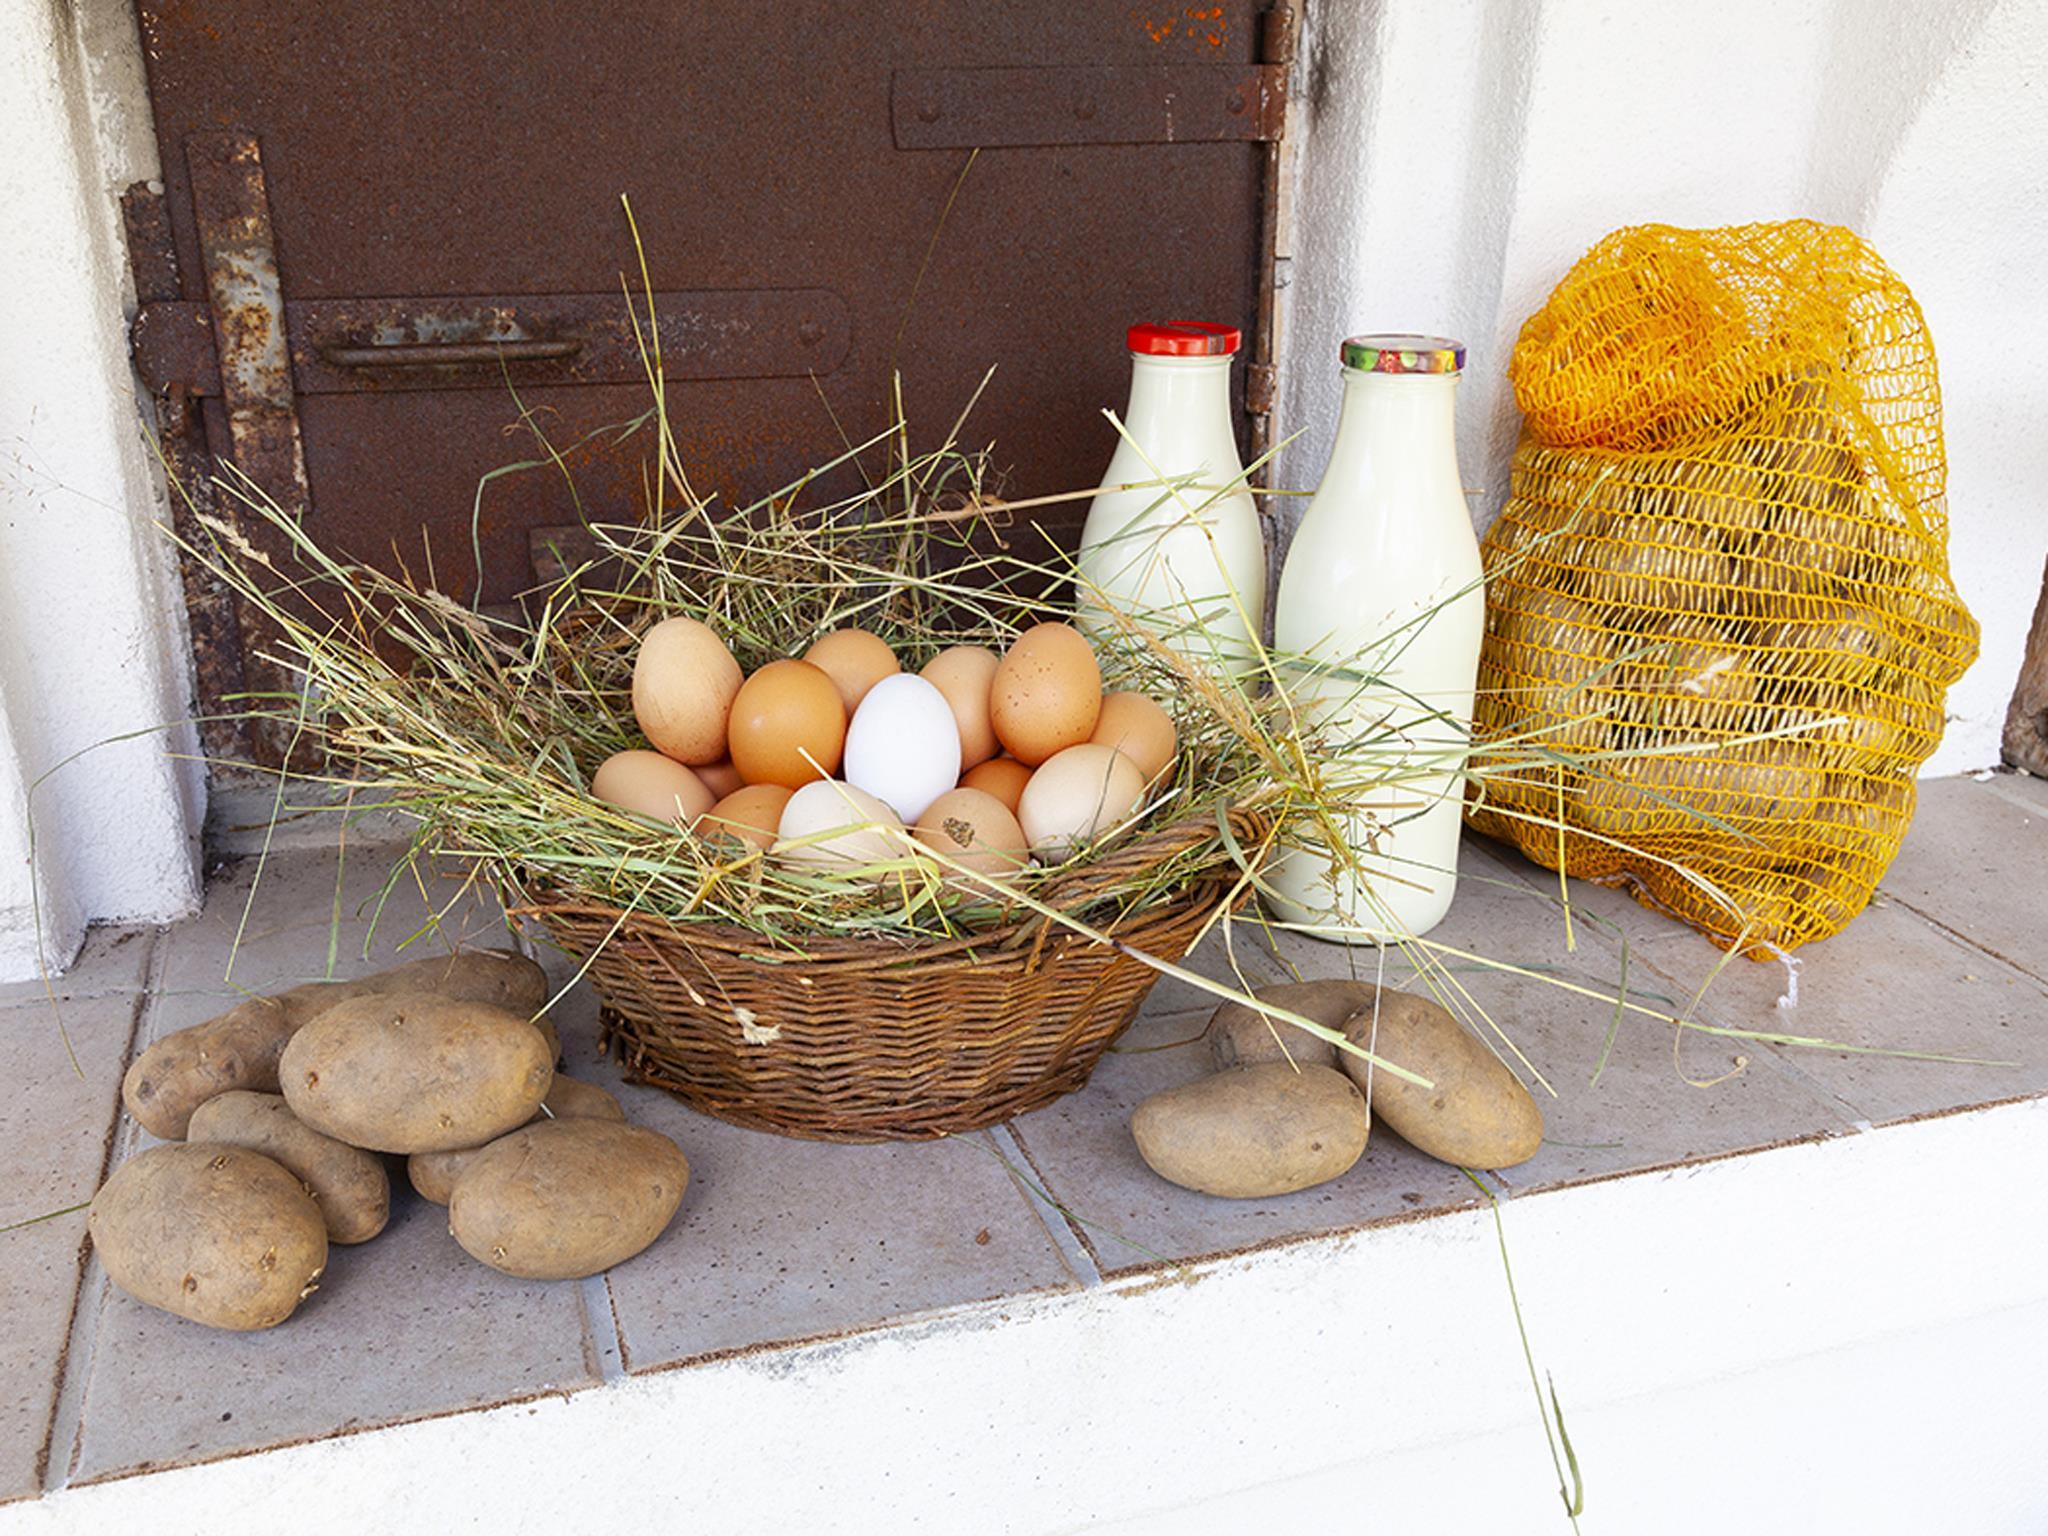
989;623;1103;766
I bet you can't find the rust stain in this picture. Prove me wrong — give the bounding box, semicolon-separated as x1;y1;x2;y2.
1138;6;1227;46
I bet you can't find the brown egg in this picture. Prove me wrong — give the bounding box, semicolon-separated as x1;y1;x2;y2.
695;758;745;799
913;788;1029;881
803;628;900;714
728;660;848;789
919;645;1002;769
990;623;1103;766
591;751;714;828
1018;743;1146;860
1090;691;1178;783
702;783;793;852
631;617;743;765
959;756;1032;815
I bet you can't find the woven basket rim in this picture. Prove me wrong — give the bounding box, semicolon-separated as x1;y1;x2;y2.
506;802;1267;966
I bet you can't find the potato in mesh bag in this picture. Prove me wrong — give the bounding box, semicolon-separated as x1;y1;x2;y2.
1557;503;1735;614
1478;584;1617;762
1469;219;1976;955
1608;624;1760;739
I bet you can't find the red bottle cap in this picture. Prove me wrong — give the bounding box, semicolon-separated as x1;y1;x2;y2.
1127;321;1242;357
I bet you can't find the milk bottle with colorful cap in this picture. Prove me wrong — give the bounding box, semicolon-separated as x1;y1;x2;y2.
1265;334;1484;942
1076;321;1266;679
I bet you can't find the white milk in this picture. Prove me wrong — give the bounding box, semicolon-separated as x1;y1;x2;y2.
1076;322;1266;679
1265;335;1483;942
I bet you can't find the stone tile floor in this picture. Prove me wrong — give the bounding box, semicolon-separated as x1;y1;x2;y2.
1;773;2041;1500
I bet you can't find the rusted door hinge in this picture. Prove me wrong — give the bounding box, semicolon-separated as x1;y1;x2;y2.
186;132;312;529
1261;3;1297;67
120;179;253;763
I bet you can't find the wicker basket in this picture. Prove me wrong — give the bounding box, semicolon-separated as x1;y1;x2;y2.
516;808;1262;1142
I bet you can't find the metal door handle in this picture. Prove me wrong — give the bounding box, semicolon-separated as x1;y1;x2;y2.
317;337;582;368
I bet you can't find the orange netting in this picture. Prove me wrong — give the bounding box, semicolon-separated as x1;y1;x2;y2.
1467;220;1978;956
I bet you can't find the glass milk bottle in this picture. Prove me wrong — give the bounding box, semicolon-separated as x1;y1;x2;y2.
1076;321;1266;678
1266;335;1484;942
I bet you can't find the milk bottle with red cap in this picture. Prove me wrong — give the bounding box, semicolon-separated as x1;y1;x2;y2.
1265;334;1484;942
1076;321;1266;678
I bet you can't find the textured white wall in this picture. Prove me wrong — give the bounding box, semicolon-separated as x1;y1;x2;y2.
1278;0;2044;775
0;0;203;978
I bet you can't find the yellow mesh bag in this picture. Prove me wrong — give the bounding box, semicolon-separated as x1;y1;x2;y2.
1468;220;1977;955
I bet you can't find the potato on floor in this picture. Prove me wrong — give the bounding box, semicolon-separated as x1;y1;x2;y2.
89;1143;327;1331
188;1090;391;1244
1132;1064;1369;1199
1339;990;1543;1169
121;947;551;1139
407;1074;626;1206
1204;979;1380;1072
281;993;553;1154
449;1120;689;1280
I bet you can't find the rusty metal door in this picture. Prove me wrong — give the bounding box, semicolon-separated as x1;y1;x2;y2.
126;2;1292;759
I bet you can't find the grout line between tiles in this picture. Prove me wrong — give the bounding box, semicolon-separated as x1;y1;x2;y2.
1462;840;1877;1125
1872;889;2048;990
1746;1041;1875;1124
580;1275;627;1382
39;927;170;1494
0;987;157;1016
987;1125;1103;1287
1978;770;2046;817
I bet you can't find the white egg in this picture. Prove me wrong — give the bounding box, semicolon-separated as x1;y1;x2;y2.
841;673;963;823
772;781;910;876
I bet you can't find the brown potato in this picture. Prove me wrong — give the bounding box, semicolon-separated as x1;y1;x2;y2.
281;993;553;1154
378;948;551;1019
1562;509;1734;613
187;1091;391;1244
1338;991;1542;1169
1205;980;1374;1072
1609;626;1759;739
535;1073;625;1123
449;1120;689;1280
1481;585;1616;760
407;1074;627;1206
120;947;551;1140
122;989;335;1141
88;1143;327;1330
1131;1064;1368;1199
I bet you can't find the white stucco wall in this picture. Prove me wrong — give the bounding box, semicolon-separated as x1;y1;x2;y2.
1277;0;2046;776
0;0;204;978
